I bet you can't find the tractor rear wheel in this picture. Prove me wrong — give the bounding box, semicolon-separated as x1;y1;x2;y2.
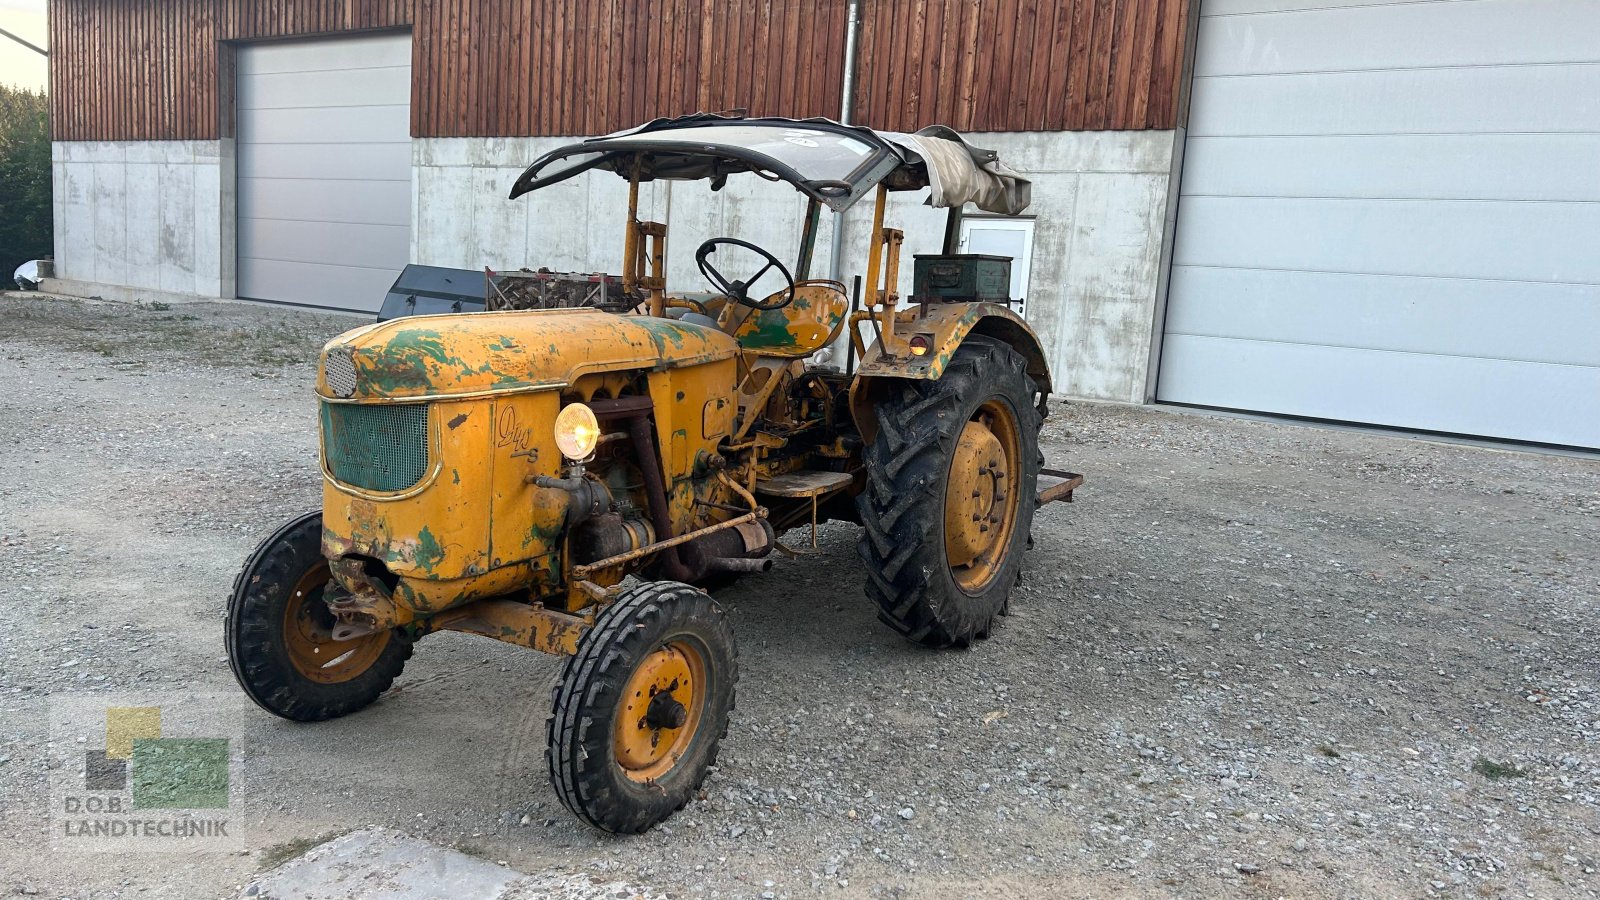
547;581;736;833
226;511;413;721
856;336;1042;648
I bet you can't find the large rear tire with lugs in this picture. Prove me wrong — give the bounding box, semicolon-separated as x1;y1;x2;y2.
546;581;737;834
855;336;1042;648
226;511;413;721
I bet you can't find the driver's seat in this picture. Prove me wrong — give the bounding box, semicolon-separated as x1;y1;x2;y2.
732;281;850;358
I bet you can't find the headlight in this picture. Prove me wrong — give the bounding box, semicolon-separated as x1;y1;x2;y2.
553;403;601;461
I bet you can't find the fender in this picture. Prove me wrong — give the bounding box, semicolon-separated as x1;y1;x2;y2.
849;303;1052;444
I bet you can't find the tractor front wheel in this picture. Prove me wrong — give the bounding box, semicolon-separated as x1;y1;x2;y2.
547;581;737;833
226;511;413;721
856;336;1042;648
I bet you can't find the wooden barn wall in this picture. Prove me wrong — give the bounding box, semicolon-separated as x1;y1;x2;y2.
411;0;850;137
48;0;414;141
50;0;1188;142
854;0;1188;132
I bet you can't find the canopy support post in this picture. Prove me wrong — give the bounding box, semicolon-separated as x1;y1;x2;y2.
623;164;641;294
851;184;904;358
797;198;822;281
942;206;964;255
622;159;668;317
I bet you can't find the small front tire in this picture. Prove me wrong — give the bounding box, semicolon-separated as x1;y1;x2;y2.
546;581;737;833
225;511;413;722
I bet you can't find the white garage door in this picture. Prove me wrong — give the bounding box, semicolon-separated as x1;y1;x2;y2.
1158;0;1600;449
237;34;412;312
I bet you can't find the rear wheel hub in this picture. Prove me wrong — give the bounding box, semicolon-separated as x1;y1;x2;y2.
942;400;1022;593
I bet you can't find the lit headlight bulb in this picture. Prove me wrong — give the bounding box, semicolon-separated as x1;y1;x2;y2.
553;403;601;461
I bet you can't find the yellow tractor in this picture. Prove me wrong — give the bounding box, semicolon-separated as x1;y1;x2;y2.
226;115;1082;833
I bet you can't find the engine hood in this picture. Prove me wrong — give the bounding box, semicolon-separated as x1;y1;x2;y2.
318;308;740;402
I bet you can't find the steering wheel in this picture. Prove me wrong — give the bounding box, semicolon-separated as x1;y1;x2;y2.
694;238;796;310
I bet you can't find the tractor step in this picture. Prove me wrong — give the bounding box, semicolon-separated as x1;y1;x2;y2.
755;469;854;498
755;469;855;551
1037;468;1083;506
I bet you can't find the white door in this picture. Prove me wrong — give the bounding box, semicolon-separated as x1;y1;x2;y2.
1158;0;1600;449
237;33;412;312
959;218;1033;318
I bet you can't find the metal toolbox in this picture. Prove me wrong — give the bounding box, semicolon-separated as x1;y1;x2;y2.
911;254;1012;303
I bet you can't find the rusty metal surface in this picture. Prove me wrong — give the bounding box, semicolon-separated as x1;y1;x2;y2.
570;511;763;580
854;301;1047;388
485;268;637;313
570;472;766;581
325;555;411;633
316;309;739;403
578;394;696;583
425;598;590;656
1037;468;1084;505
755;469;854;498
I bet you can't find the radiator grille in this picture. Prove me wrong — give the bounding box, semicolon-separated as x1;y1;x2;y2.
320;402;430;493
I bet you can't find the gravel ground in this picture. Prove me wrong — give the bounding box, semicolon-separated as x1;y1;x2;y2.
1;294;1596;899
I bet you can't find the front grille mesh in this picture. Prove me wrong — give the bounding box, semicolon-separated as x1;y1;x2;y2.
320;402;430;493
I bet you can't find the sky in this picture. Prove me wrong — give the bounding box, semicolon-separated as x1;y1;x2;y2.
0;0;48;93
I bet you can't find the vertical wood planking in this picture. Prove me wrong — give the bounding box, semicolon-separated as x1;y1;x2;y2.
852;0;1176;133
1082;0;1114;130
1125;0;1157;128
52;0;1183;141
1013;0;1043;131
977;0;1018;131
1151;0;1189;129
753;0;773;118
548;0;566;132
1030;0;1064;132
52;0;421;140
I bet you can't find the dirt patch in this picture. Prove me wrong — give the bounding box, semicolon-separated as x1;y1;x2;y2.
0;294;359;375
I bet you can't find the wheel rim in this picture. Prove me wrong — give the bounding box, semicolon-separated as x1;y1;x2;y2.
281;562;391;684
613;640;706;783
943;398;1023;594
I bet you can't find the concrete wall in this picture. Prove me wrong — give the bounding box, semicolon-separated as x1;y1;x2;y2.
48;130;1176;403
414;131;1177;402
51;140;235;302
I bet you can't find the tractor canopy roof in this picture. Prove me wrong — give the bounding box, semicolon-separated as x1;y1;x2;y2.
508;114;1031;216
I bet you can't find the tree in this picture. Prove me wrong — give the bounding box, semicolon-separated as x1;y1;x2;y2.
0;84;51;283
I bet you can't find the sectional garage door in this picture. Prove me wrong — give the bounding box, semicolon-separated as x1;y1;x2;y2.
1158;0;1600;449
237;34;412;312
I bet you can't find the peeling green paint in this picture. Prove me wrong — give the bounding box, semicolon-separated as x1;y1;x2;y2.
361;328;453;391
415;526;447;572
738;309;798;351
635;318;692;351
522;520;562;550
330;311;737;401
